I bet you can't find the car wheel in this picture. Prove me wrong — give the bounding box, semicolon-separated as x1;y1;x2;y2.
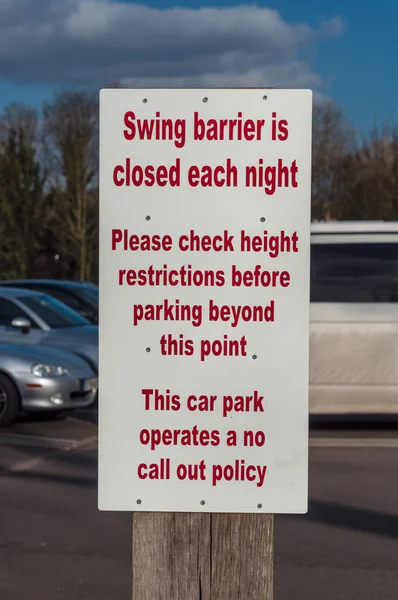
0;373;20;427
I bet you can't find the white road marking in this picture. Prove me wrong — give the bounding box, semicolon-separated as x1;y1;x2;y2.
8;435;98;473
2;428;397;476
0;416;96;450
2;432;398;452
310;437;398;448
0;432;76;449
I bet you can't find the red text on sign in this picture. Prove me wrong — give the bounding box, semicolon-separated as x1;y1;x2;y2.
179;230;234;252
209;299;274;327
139;426;220;451
245;158;298;195
200;335;247;362
160;334;194;356
133;300;203;327
187;395;217;412
187;160;238;188
176;460;206;481
193;112;266;141
231;265;290;288
212;460;268;487
123;111;186;148
138;458;171;480
142;388;181;411
244;430;266;447
222;391;264;418
113;158;180;187
112;230;173;251
240;230;299;255
118;265;226;287
271;113;289;141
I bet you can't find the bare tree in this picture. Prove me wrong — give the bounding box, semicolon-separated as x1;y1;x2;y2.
333;124;398;221
43;91;98;281
1;103;38;145
0;104;45;278
311;100;355;220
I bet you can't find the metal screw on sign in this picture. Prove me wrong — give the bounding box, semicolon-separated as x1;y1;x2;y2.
263;95;267;100
202;97;208;103
137;499;142;505
200;500;205;505
260;217;266;223
146;347;151;353
252;355;257;360
145;215;151;221
257;504;262;509
142;98;147;103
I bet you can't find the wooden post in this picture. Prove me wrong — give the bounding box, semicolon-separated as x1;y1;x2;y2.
132;512;273;600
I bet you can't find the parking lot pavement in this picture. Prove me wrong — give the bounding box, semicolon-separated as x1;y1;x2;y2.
1;414;398;600
0;413;98;475
0;411;131;600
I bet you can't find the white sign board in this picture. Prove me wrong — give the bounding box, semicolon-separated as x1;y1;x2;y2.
98;88;312;513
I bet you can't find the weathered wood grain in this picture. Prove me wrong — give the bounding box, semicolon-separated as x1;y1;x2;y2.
211;513;274;600
132;512;273;600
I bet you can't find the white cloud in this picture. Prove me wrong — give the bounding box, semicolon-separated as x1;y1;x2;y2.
0;1;344;89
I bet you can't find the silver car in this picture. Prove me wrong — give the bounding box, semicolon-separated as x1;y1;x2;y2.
0;288;98;369
0;344;98;426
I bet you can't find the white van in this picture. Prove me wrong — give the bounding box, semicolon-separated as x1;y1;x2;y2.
310;221;398;414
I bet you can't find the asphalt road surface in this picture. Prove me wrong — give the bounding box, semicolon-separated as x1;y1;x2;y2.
1;412;398;600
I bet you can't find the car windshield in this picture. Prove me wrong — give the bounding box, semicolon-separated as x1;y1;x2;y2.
76;286;99;309
18;294;90;329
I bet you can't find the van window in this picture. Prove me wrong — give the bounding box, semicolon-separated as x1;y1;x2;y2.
311;242;398;302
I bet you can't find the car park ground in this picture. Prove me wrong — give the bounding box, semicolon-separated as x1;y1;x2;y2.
0;412;398;600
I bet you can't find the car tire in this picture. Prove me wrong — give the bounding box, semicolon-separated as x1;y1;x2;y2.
0;373;20;427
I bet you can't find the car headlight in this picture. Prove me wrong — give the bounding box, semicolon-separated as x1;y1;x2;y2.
31;363;69;378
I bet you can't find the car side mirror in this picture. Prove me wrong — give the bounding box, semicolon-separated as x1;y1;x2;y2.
11;317;32;334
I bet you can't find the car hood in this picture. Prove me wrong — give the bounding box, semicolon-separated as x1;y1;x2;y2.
0;343;93;370
40;325;98;368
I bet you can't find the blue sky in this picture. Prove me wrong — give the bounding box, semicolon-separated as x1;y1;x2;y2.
0;0;396;134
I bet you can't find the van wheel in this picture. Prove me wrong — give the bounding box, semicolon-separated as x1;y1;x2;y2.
0;373;20;427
